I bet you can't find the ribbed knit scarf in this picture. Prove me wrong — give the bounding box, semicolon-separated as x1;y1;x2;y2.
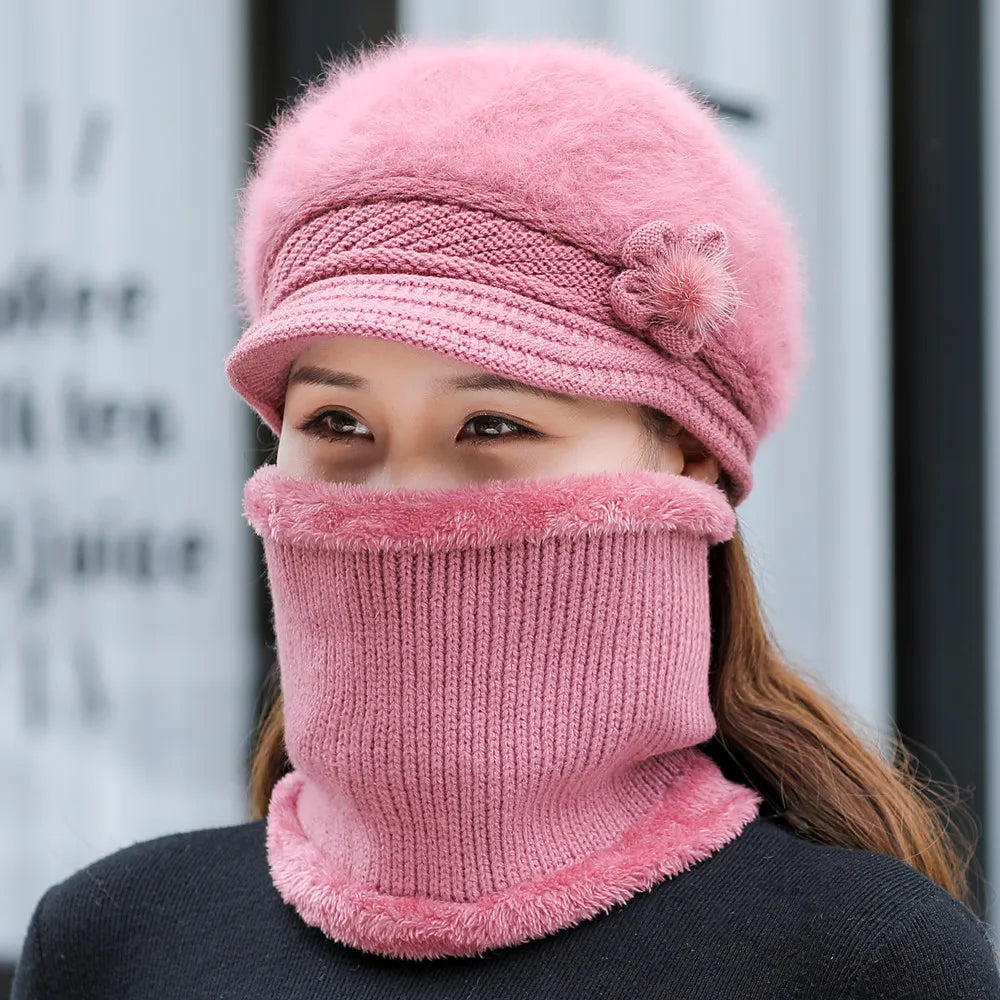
243;463;762;960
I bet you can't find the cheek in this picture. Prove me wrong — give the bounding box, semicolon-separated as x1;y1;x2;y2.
579;420;657;473
276;428;325;479
656;435;686;474
274;436;296;473
519;424;654;478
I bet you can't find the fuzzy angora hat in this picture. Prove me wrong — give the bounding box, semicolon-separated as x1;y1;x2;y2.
225;36;807;504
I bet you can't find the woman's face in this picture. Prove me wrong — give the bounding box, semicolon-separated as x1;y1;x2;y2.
276;336;720;488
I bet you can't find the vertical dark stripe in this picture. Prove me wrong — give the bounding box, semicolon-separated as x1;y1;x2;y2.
890;0;987;912
248;0;397;124
243;1;398;773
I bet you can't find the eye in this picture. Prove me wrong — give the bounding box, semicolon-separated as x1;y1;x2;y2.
297;409;543;445
299;409;372;442
458;414;542;444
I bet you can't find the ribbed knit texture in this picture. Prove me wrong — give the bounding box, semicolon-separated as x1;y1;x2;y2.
243;464;761;958
263;199;620;322
13;815;1000;998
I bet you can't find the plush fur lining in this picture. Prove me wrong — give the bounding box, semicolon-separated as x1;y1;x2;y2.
266;748;761;960
243;462;736;550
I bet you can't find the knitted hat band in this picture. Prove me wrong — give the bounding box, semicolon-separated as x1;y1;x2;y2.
225;197;764;500
261;198;619;319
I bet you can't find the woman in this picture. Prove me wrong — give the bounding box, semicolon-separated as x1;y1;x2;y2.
13;36;1000;999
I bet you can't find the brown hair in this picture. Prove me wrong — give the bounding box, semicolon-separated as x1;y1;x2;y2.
248;405;981;910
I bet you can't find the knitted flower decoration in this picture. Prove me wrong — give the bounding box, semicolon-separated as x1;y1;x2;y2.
609;220;739;359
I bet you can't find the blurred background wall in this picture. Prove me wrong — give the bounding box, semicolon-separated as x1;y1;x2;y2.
0;0;255;976
2;0;997;987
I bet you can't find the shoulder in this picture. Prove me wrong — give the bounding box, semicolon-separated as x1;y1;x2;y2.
704;813;1000;997
841;879;1000;999
40;818;268;914
12;820;272;999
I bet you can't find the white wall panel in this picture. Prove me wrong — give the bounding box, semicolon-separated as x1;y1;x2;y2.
0;0;253;958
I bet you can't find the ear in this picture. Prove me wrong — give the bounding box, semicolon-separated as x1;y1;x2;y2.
676;427;722;485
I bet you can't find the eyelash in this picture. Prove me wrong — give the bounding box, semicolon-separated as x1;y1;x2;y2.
298;409;543;446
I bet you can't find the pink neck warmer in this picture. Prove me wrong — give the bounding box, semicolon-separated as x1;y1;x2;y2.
243;464;762;960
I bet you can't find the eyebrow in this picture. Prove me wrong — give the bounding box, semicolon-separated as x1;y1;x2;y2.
286;365;581;405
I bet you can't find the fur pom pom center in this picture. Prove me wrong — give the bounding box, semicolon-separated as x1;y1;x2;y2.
610;220;739;358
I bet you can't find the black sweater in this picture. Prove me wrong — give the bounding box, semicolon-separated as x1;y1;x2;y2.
10;811;1000;999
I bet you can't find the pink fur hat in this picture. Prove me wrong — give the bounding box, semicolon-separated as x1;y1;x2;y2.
225;36;807;503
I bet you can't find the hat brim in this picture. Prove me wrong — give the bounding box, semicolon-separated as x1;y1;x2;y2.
224;272;754;500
